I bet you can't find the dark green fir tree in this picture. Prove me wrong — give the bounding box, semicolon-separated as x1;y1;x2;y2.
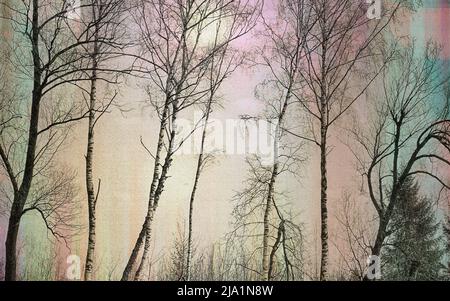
382;177;446;280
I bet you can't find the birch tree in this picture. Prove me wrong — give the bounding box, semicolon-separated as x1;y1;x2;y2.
350;41;450;277
292;0;407;280
185;9;246;281
0;0;120;281
255;0;315;281
121;0;260;281
333;192;373;280
77;0;130;281
228;0;315;281
382;177;446;280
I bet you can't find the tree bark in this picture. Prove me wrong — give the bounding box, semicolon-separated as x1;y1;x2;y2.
319;112;329;281
267;220;283;281
4;204;21;281
371;215;389;258
262;168;276;281
319;14;329;277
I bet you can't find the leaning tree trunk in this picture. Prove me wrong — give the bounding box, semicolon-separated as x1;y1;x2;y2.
267;220;283;281
134;100;178;281
367;132;403;280
134;127;177;280
134;146;175;280
84;42;99;280
121;98;172;281
5;0;41;280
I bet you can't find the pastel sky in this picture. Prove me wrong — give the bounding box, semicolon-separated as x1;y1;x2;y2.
1;0;449;279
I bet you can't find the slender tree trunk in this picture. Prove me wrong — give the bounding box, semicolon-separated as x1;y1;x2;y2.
319;117;329;281
262;90;290;281
5;0;41;281
186;105;211;281
186;163;201;281
319;18;329;278
267;221;283;281
262;168;276;281
84;44;99;280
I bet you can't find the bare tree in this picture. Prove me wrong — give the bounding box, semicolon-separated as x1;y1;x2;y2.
229;0;312;274
77;0;131;281
0;0;121;280
156;222;221;281
246;0;317;281
185;8;247;281
332;192;373;280
289;0;407;280
157;221;190;281
350;41;450;278
227;0;316;281
121;0;260;281
230;168;306;281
